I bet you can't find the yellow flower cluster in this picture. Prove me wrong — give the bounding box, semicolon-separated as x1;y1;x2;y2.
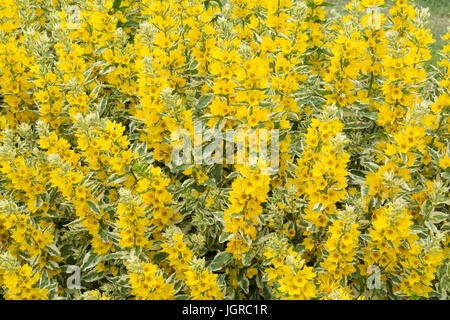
161;232;222;299
184;269;223;300
0;0;448;300
1;263;49;300
322;220;360;280
265;244;317;299
224;166;271;260
293;118;350;228
128;262;175;300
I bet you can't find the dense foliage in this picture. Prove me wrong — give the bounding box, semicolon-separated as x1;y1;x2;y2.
0;0;448;300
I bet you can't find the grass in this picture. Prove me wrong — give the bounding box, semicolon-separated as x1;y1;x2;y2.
325;0;449;65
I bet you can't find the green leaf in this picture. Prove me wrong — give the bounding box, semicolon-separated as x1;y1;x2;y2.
99;64;115;75
112;0;122;11
313;202;324;212
120;20;139;28
173;278;184;293
34;196;43;209
426;146;440;162
219;232;233;243
359;234;371;242
197;95;213;109
429;211;448;224
225;171;241;180
359;111;378;121
102;251;127;261
91;61;109;67
107;173;128;185
87;200;101;215
349;169;367;185
181;178;195;189
210;252;232;271
420;199;433;219
99;96;108;116
316;292;329;298
39;269;49;288
45;260;60;271
242;250;254;267
83;269;104;282
203;178;216;187
45;243;60;256
82;252;101;271
239;276;250;294
153;252;169;263
213;0;223;7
